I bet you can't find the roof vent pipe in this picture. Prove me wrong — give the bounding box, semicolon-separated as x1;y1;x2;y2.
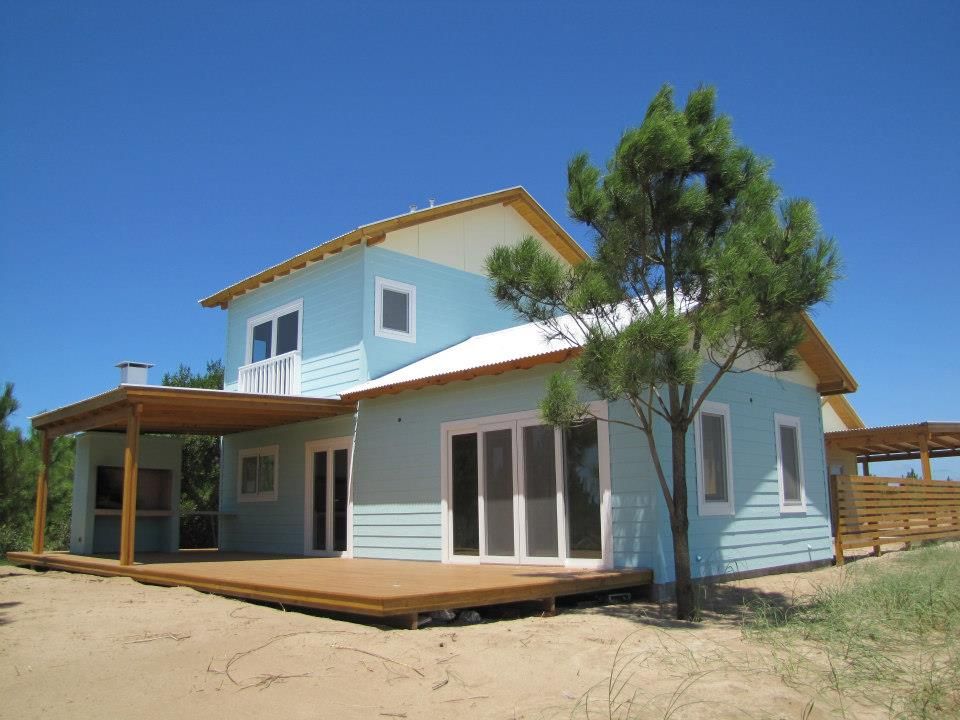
409;204;418;213
117;361;154;386
428;197;435;208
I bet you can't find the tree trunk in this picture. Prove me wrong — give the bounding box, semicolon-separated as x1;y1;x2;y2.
670;425;695;620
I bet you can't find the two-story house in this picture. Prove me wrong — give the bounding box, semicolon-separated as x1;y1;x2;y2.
19;186;858;610
202;186;856;588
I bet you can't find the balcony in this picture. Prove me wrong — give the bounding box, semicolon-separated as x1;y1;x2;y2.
237;351;301;396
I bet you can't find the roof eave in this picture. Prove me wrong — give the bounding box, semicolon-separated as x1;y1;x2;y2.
198;186;587;310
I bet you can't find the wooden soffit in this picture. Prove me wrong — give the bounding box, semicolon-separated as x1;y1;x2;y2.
796;314;858;395
32;386;357;438
199;187;588;309
825;421;960;462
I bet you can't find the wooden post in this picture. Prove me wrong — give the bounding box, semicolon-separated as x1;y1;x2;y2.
919;435;932;481
861;457;869;476
829;474;844;566
118;404;142;566
919;434;935;541
31;432;52;555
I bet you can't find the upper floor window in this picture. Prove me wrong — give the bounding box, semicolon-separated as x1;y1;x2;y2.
375;276;416;343
246;300;303;364
695;400;735;516
775;413;806;512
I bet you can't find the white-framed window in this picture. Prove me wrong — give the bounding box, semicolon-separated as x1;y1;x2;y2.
245;299;303;364
775;413;806;513
695;401;735;516
374;276;416;343
238;445;279;502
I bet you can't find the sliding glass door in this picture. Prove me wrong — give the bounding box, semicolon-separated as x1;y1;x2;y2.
444;406;609;567
304;438;351;556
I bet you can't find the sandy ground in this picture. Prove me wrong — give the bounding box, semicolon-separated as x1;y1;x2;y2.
0;557;893;720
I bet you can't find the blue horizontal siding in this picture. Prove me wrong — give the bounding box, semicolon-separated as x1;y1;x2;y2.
223;248;364;397
361;247;520;379
219;413;357;554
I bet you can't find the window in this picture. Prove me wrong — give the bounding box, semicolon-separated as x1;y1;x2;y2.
375;277;416;342
245;300;302;364
238;446;279;501
775;414;806;512
696;401;734;516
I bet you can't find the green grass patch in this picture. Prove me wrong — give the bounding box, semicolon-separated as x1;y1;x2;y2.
745;543;960;719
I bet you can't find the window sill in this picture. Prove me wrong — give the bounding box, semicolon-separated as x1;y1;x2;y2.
779;505;807;515
698;504;735;517
238;494;278;503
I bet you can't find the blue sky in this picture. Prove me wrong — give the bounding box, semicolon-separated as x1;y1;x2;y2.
2;2;958;477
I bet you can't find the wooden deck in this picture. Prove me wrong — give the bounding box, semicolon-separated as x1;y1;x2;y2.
6;551;652;629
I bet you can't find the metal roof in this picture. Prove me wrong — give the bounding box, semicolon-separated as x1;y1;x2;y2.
342;311;856;401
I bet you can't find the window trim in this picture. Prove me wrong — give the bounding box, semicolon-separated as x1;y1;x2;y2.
302;436;354;558
695;400;735;516
374;276;416;343
774;413;807;513
237;445;279;502
244;299;303;365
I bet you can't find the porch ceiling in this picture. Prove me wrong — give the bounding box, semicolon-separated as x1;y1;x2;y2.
825;421;960;463
31;385;357;438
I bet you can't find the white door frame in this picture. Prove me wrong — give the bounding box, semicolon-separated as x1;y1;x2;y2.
440;403;612;569
477;420;521;564
303;437;353;557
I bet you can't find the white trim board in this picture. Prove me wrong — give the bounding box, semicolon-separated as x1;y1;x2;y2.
303;436;354;557
695;400;735;517
774;413;807;514
374;276;416;343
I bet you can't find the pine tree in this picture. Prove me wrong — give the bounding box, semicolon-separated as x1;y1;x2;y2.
487;85;839;619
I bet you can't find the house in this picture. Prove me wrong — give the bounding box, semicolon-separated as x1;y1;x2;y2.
16;186;861;613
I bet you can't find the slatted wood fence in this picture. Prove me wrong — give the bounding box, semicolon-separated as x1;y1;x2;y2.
829;474;960;564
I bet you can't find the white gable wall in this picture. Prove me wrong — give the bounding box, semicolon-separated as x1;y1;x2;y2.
380;203;566;275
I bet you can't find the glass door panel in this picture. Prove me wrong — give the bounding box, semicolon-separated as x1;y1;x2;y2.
451;433;479;556
564;421;602;559
521;424;559;559
482;428;516;558
312;451;328;551
333;448;349;552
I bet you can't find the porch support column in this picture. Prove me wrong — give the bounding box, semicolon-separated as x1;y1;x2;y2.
919;435;932;480
119;404;143;566
31;432;51;554
861;457;870;476
919;434;934;542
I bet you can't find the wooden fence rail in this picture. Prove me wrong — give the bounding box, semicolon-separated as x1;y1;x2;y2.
829;474;960;564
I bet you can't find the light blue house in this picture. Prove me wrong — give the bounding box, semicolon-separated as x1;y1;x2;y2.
197;186;857;593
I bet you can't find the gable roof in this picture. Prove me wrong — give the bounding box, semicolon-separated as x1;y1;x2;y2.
199;186;588;309
341;312;857;401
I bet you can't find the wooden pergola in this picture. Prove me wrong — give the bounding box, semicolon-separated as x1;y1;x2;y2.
30;385;356;565
825;421;960;480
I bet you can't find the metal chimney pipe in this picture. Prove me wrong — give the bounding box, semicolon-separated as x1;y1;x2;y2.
116;361;154;385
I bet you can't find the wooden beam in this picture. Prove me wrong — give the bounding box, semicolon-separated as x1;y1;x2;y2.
118;404;143;566
43;404;133;439
30;432;51;554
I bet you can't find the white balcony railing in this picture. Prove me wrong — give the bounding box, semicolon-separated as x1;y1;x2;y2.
237;351;301;396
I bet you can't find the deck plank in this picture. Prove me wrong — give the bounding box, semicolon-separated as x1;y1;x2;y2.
6;551;652;621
